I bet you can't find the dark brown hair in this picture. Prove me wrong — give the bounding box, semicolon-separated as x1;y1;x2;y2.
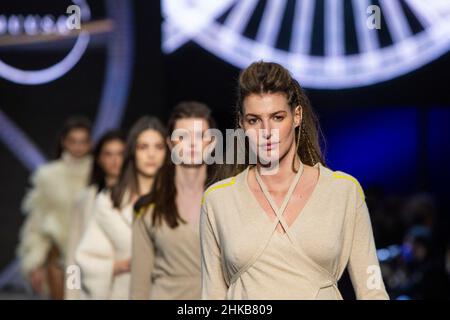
111;116;167;209
212;61;327;182
134;101;217;228
89;130;126;193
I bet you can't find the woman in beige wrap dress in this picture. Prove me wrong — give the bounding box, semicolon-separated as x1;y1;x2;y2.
200;61;389;300
130;102;217;300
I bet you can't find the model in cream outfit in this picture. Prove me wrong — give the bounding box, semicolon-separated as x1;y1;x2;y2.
18;152;92;284
132;200;202;300
64;131;125;299
130;102;216;300
75;191;133;299
75;117;167;299
201;162;389;299
18;123;92;299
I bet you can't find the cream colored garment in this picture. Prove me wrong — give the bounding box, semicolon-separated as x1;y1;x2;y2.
17;152;92;284
64;185;98;300
200;162;389;300
75;191;133;300
130;205;201;300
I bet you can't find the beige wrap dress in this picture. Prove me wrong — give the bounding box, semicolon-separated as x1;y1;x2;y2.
200;162;389;300
130;205;202;300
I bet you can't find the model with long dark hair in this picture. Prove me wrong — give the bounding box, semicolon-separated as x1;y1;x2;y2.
130;101;217;300
75;116;166;299
65;130;125;299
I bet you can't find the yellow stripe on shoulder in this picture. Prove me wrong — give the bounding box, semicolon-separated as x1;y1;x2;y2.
134;203;155;219
332;172;365;202
201;176;236;205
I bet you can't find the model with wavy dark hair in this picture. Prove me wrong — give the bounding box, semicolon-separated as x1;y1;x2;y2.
65;130;125;299
131;101;217;300
75;116;167;299
200;61;389;300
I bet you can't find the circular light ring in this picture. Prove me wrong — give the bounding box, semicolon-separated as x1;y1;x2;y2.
193;20;450;89
163;0;450;89
0;0;135;172
0;0;91;85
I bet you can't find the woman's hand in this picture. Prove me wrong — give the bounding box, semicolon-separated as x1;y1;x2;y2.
113;258;131;276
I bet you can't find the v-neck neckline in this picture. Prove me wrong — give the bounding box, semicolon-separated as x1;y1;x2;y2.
243;162;323;235
255;161;304;221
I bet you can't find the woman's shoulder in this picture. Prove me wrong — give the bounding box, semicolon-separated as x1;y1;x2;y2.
326;166;365;205
72;185;98;212
94;190;137;229
93;189;118;216
201;174;239;206
133;202;155;226
30;159;66;184
95;188;112;202
76;185;98;201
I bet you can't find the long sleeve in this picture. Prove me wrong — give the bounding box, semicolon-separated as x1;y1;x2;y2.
65;188;96;299
75;212;115;299
200;200;228;299
347;200;389;300
17;169;52;278
130;211;155;300
66;193;86;271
